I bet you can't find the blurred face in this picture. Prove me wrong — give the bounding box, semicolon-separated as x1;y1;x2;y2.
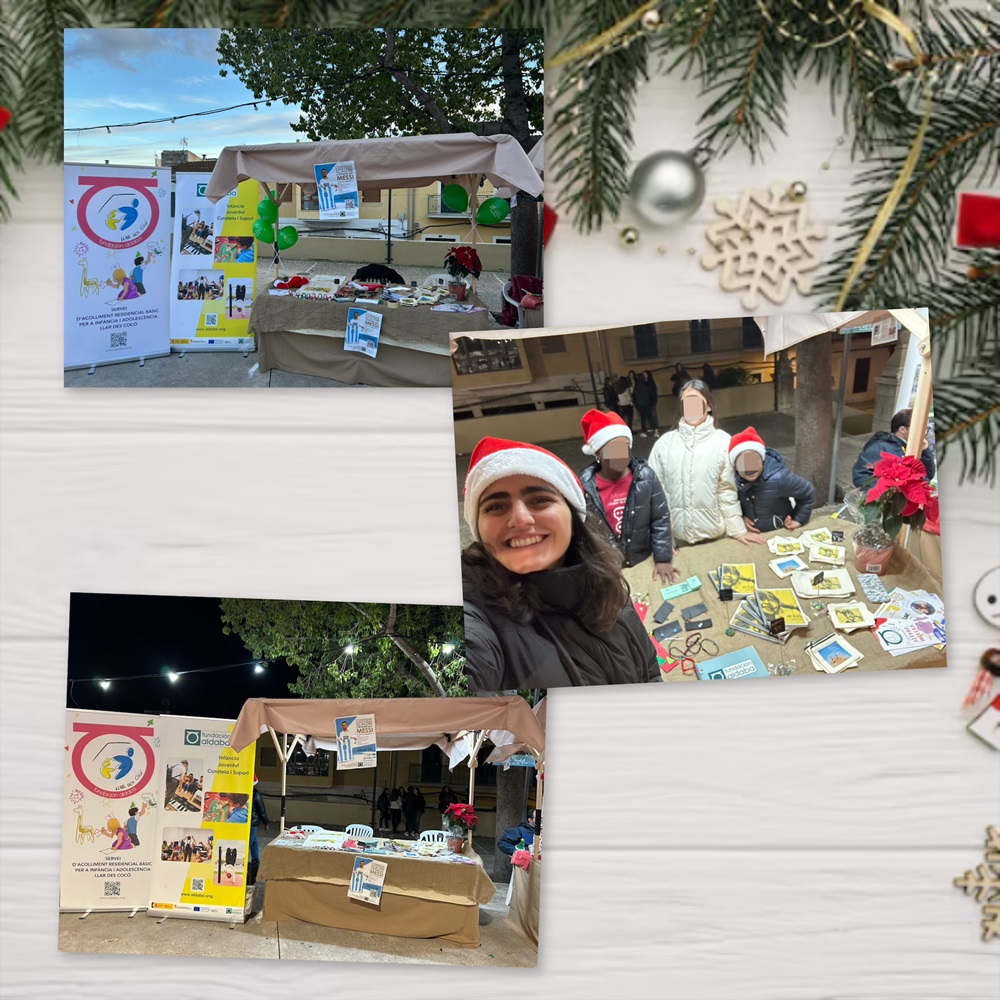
735;451;764;481
477;474;573;575
598;438;631;478
681;389;709;426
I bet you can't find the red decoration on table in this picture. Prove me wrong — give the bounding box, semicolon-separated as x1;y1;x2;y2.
542;204;558;246
0;107;10;133
955;192;1000;249
511;848;532;871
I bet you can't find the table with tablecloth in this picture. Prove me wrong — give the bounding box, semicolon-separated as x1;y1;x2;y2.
249;291;493;387
622;514;947;681
259;837;496;946
506;858;540;946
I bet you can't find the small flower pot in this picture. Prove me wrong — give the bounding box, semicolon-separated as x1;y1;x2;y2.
852;533;895;575
449;281;467;302
447;835;467;854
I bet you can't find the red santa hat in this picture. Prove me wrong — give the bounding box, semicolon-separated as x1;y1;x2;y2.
252;774;259;785
728;427;766;466
464;437;587;538
580;409;633;456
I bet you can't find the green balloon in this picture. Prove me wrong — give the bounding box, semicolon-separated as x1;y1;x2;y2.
476;197;510;224
441;184;469;213
252;219;275;243
276;225;299;251
257;198;278;223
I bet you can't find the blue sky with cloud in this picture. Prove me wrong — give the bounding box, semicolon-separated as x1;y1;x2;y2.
64;29;306;165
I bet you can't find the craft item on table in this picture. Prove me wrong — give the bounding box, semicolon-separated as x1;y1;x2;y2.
653;599;675;623
952;825;1000;942
767;535;805;555
805;633;864;674
900;589;945;618
966;693;1000;750
681;602;708;621
653;620;682;641
695;645;770;681
660;576;702;601
756;587;810;629
728;602;785;645
354;297;382;305
857;573;891;603
631;592;650;623
790;568;855;599
827;601;876;632
962;648;1000;710
769;555;809;579
650;635;673;662
400;297;420;307
628;149;706;227
685;617;713;631
809;543;846;566
873;616;947;656
267;288;292;296
831;530;845;542
430;303;487;313
701;182;827;309
274;275;310;289
715;563;757;595
801;527;834;546
311;274;346;287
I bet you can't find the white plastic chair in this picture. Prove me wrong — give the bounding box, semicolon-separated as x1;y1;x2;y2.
345;824;373;838
419;830;448;842
502;278;526;329
288;824;324;833
505;876;515;905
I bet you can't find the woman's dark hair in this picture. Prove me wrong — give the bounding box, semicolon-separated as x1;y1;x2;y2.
462;514;628;633
677;378;718;422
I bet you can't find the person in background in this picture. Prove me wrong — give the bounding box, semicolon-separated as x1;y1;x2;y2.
439;785;459;824
701;363;718;390
670;363;691;396
647;380;766;547
603;377;620;415
248;775;269;885
377;786;391;833
615;377;634;431
498;809;540;856
851;407;936;487
728;427;816;533
389;788;402;833
579;409;680;584
633;371;658;438
461;437;660;689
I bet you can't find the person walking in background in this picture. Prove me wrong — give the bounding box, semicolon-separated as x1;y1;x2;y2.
377;785;391;833
403;786;420;838
648;380;767;547
248;774;269;885
414;787;426;831
635;371;659;438
389;788;402;834
603;377;620;415
670;363;691;396
701;363;718;390
615;377;634;431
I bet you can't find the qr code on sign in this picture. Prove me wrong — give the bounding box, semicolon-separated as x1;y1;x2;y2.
110;331;127;349
103;880;121;897
191;878;205;892
204;313;218;327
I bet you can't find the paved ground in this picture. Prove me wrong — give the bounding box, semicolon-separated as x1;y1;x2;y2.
64;260;508;389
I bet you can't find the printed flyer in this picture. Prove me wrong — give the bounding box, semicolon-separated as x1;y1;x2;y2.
169;173;257;350
334;713;377;769
345;307;382;358
347;856;387;905
60;710;160;911
146;715;255;922
64;165;171;369
313;160;359;220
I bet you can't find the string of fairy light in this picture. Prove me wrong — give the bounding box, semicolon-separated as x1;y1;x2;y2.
67;635;460;702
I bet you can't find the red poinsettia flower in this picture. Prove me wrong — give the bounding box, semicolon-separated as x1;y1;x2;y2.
443;245;482;279
866;452;928;503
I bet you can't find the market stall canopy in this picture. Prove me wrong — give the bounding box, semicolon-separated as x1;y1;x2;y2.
755;309;930;355
229;695;545;758
206;133;544;203
495;137;543;199
487;697;547;764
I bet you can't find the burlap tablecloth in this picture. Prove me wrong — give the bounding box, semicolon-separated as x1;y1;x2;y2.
507;860;540;947
259;839;495;947
622;514;947;681
249;291;491;387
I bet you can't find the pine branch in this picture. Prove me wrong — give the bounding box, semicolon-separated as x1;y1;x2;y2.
933;365;1000;485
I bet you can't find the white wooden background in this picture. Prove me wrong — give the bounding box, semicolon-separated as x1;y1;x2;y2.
2;62;999;997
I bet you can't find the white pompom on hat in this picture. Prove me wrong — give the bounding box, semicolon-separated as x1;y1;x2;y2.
728;426;767;466
464;436;587;539
580;408;633;455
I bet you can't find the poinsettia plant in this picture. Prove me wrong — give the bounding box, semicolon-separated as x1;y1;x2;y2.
443;245;482;280
443;802;478;836
852;452;939;544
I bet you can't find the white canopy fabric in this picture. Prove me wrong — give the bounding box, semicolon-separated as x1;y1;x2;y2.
486;697;547;764
206;132;544;203
755;312;867;355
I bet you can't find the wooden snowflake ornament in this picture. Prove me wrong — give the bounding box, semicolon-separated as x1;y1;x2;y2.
701;182;827;309
953;825;1000;942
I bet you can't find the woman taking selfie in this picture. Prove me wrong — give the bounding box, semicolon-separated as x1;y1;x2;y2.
647;380;767;547
461;437;660;691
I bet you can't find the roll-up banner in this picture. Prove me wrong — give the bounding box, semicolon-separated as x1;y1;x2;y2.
146;716;255;922
169;174;257;351
64;165;172;369
60;711;160;911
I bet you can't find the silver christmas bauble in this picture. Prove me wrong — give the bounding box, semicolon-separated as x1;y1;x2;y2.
628;150;706;227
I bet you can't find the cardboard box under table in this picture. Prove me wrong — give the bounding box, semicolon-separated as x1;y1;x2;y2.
259;838;495;947
250;292;491;387
623;514;947;680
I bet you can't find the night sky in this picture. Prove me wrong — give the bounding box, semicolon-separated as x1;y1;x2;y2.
66;593;300;719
